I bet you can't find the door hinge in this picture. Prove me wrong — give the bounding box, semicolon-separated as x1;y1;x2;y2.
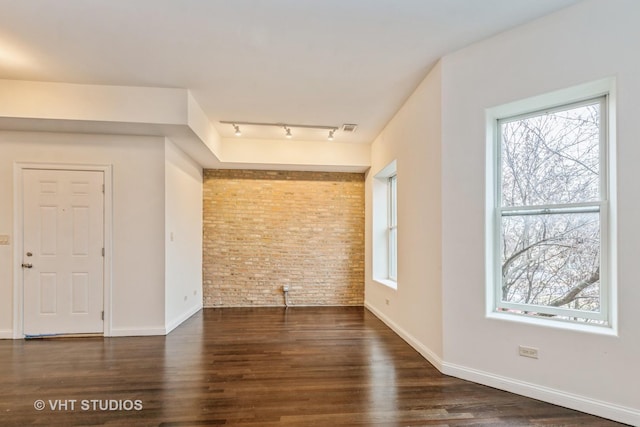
102;184;105;193
101;311;104;320
102;247;105;257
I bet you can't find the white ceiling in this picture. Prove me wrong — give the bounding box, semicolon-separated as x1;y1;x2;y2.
0;0;580;143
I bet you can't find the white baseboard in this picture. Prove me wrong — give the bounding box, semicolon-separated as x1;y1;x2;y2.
165;304;202;334
442;362;640;426
0;329;14;339
364;301;443;371
108;327;167;337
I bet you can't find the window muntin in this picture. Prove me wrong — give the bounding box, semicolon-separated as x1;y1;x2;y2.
496;96;608;324
388;175;397;281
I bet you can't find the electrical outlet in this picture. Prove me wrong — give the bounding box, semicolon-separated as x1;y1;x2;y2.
385;299;390;306
519;345;539;359
282;285;289;292
0;235;9;245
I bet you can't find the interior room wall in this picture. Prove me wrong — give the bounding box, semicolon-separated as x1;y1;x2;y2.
364;61;443;367
164;138;203;332
440;0;639;423
219;138;370;172
202;169;365;307
0;131;167;336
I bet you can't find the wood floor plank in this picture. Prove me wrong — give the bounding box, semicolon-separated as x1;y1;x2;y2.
0;307;627;426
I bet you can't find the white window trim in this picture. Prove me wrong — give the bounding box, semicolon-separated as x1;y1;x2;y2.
388;174;397;282
373;160;398;289
485;78;617;332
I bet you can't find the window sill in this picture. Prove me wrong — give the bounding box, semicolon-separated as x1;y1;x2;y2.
486;311;617;337
373;278;397;290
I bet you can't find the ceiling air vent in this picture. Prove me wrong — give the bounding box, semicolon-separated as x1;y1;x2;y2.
342;123;358;133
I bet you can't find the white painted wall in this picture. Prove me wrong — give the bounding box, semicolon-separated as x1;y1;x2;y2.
365;61;443;366
220;137;370;172
164;138;203;333
0;132;167;336
0;79;370;172
440;0;639;423
0;80;187;124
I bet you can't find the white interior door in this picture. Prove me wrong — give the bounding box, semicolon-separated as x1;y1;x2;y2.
22;169;105;336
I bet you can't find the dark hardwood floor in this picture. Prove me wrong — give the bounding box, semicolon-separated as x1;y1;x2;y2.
0;307;626;426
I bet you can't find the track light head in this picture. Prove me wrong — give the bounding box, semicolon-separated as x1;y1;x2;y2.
328;129;335;141
284;126;292;139
233;124;241;136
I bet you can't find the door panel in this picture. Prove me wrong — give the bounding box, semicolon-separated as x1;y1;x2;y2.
23;169;104;336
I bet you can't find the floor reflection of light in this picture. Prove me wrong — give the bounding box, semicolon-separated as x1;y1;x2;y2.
366;332;398;423
161;312;205;420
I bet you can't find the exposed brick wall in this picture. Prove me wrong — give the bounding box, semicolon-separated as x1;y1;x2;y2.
203;169;365;307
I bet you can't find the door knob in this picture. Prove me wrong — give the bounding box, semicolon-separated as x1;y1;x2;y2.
21;263;33;269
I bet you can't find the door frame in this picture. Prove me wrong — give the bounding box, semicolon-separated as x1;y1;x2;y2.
13;162;113;338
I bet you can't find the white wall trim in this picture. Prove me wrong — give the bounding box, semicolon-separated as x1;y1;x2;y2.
364;301;443;371
13;162;113;339
12;164;23;339
372;160;397;284
441;361;640;426
109;327;167;337
165;305;202;335
0;329;13;339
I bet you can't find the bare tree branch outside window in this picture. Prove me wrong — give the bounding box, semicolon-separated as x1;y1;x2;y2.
498;99;606;324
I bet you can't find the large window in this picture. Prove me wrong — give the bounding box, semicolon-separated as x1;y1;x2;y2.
373;160;397;288
388;174;397;281
494;96;610;325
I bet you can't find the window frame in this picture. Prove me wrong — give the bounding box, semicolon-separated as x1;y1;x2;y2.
387;174;398;282
493;95;610;324
373;160;397;289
